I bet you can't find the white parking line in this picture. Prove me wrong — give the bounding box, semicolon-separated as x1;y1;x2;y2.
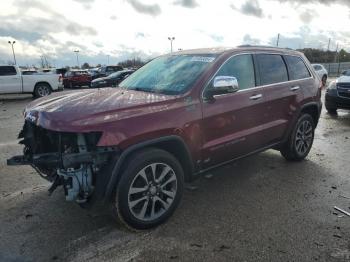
0;140;19;147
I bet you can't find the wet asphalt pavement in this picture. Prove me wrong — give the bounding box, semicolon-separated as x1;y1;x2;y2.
0;89;350;262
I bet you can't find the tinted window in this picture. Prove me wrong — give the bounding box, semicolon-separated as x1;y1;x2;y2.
285;56;310;80
0;66;17;76
215;54;255;90
256;54;288;85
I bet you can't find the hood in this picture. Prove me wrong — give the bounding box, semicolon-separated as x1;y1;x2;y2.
25;88;177;132
337;75;350;83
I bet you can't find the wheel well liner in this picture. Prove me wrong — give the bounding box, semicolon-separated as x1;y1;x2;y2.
103;135;195;201
301;103;321;127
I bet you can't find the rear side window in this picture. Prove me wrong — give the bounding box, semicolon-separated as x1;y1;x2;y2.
215;54;255;90
285;56;311;80
0;66;17;76
256;54;288;85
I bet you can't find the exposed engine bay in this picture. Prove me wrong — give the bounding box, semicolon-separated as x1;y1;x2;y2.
7;121;117;204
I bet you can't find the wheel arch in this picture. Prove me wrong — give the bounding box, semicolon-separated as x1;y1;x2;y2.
103;135;195;201
300;102;321;127
34;81;52;89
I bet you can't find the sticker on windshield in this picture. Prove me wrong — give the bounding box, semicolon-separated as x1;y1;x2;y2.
191;56;215;63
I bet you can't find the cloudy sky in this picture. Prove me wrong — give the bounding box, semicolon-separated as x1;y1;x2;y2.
0;0;350;67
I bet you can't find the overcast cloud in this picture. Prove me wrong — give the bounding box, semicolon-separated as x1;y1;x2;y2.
0;0;349;67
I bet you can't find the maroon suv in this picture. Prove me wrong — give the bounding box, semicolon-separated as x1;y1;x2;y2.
8;46;322;230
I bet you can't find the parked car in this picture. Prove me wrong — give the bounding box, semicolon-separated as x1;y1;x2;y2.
90;69;134;88
63;70;92;88
325;70;350;114
341;69;350;76
312;64;328;86
8;47;322;230
97;65;123;77
87;68;100;80
0;65;63;97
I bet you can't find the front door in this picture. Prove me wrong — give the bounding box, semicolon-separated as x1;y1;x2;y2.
200;54;270;169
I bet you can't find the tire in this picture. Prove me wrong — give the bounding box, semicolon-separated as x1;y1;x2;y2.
326;106;337;114
112;148;184;230
33;83;52;98
322;75;327;87
280;114;315;161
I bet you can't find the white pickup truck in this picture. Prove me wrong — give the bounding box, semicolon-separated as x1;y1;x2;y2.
0;65;63;98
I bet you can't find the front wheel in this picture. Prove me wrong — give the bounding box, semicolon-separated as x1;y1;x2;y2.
112;148;184;230
280;114;315;161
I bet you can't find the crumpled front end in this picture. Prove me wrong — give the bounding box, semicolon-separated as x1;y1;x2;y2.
7;121;118;204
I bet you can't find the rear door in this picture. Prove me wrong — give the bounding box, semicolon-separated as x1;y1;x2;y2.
201;54;271;169
0;66;21;93
257;54;309;143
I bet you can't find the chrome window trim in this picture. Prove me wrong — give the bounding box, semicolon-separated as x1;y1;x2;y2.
201;51;315;101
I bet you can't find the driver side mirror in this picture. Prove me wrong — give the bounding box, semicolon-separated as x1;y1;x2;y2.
205;76;239;101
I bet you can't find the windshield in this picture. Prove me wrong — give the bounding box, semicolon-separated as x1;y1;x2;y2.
119;54;217;95
342;70;350;76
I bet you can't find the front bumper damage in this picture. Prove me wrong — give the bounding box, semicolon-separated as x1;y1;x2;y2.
7;121;118;204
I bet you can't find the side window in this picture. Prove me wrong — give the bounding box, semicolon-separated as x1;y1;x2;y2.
215;54;255;90
285;56;311;80
256;54;288;85
0;66;17;76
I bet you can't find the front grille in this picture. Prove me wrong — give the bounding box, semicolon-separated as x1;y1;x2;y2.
338;91;350;99
337;83;350;99
337;83;350;89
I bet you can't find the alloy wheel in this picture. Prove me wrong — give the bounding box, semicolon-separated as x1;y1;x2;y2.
37;85;50;97
295;120;313;155
127;163;177;222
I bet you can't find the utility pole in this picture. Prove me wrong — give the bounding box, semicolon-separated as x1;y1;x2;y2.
74;50;80;68
168;36;175;52
327;38;331;51
8;41;17;65
336;43;341;76
276;33;280;47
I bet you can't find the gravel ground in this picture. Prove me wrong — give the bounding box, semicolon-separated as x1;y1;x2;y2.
0;87;350;262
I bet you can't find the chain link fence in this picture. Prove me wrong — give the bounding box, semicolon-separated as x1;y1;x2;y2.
320;62;350;77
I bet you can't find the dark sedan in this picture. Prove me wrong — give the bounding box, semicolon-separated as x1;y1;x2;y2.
90;69;134;88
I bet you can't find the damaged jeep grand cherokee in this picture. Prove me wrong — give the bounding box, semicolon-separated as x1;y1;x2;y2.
8;46;322;230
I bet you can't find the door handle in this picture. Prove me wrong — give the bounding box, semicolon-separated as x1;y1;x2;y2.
290;86;300;91
249;94;262;100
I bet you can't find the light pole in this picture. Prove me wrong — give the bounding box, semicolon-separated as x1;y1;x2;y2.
74;50;80;68
276;33;280;47
8;41;17;65
168;36;175;52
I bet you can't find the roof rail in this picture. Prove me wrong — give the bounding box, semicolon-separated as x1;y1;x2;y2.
237;44;293;50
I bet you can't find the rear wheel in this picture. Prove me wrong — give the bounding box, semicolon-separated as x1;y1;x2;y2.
112;148;184;230
280;114;315;161
33;83;51;98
